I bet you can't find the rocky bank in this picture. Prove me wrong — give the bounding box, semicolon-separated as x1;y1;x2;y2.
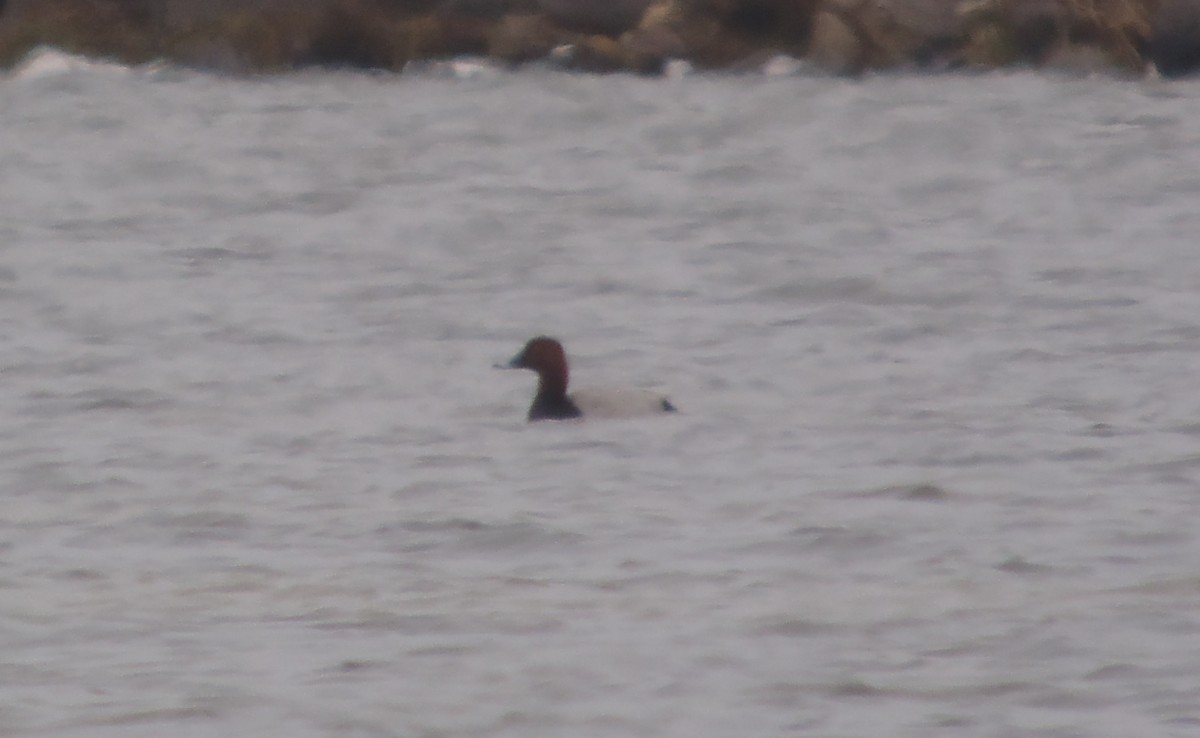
0;0;1197;76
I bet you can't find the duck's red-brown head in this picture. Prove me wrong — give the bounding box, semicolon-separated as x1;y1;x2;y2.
503;336;582;421
507;336;569;393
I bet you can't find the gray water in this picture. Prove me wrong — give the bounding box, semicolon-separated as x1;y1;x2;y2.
3;53;1200;737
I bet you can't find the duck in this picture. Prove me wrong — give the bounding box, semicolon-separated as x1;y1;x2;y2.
499;336;677;422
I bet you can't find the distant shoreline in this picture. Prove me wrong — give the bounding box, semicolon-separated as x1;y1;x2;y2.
1;0;1197;78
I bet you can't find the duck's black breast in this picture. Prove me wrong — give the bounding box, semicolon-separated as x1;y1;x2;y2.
528;393;583;421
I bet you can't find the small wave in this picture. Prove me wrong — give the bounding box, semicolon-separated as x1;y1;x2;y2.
851;482;955;501
383;517;586;554
402;56;504;80
994;555;1055;574
72;388;172;413
760;54;806;77
661;58;692;79
7;45;163;81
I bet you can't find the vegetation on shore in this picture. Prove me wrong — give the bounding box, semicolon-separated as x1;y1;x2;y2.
0;0;1195;77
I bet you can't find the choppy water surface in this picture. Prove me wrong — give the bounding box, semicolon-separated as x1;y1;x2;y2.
3;55;1200;737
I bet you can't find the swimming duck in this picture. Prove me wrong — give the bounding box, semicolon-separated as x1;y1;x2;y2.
499;336;677;422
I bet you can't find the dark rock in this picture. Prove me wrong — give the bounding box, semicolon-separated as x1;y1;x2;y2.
435;0;538;20
807;7;863;72
621;23;686;71
881;0;964;68
300;2;412;69
1007;0;1065;62
160;0;437;72
645;0;821;65
1149;0;1200;76
883;0;960;39
537;0;653;35
960;0;1149;72
0;0;161;65
700;0;817;46
374;0;443;13
558;34;627;69
156;0;323;28
807;0;961;73
959;0;1065;65
487;12;560;61
633;0;763;67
